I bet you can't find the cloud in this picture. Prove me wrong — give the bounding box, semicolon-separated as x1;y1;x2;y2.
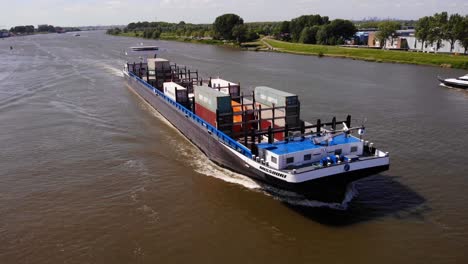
159;0;219;8
106;0;123;9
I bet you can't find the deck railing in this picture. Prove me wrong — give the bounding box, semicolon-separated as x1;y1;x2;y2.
128;71;253;158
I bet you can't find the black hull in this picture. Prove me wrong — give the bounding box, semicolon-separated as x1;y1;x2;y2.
438;77;468;89
125;74;388;203
263;164;389;202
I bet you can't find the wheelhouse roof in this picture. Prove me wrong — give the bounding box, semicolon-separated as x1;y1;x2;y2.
257;134;361;155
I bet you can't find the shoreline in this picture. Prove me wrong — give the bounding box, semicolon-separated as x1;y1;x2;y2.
110;33;468;70
263;39;468;70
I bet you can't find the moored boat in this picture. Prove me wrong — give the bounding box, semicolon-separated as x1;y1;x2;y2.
438;74;468;89
122;48;390;203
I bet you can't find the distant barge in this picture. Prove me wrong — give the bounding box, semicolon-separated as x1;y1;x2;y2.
122;50;390;203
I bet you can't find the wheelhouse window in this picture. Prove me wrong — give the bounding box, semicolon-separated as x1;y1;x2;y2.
334;149;342;155
350;146;358;153
271;156;277;164
304;154;311;161
286;157;294;164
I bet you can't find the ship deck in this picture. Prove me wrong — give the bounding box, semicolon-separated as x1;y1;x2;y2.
256;134;360;155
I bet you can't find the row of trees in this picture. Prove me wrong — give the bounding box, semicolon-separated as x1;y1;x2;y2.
10;25;35;34
110;14;356;45
113;15;261;43
109;12;468;52
125;21;212;39
273;15;357;45
415;12;467;52
9;24;81;34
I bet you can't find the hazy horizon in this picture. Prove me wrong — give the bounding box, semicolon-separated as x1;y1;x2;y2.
1;0;467;29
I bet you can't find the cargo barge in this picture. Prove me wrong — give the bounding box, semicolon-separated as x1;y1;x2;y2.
123;51;390;203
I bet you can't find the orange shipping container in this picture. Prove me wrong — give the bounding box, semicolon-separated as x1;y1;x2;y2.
232;101;255;132
231;101;243;124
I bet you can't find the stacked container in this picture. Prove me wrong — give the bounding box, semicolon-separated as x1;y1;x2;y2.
231;101;254;134
147;58;173;90
163;82;189;108
209;78;240;99
254;86;300;141
194;84;233;134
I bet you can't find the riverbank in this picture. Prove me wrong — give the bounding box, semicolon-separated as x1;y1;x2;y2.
115;32;230;46
110;32;468;69
111;31;271;51
263;39;468;69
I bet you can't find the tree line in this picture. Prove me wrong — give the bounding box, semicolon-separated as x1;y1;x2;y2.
107;16;262;43
107;13;356;45
9;24;81;34
352;13;468;53
415;12;468;53
273;15;356;45
108;12;468;53
107;21;213;40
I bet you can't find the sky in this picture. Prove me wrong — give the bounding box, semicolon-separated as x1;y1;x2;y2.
1;0;467;29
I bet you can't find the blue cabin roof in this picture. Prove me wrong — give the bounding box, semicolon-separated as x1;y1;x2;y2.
257;134;360;155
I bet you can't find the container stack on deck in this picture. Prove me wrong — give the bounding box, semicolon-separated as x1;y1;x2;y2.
231;100;255;134
147;58;173;90
209;78;240;101
194;84;233;135
254;86;300;141
163;82;190;108
131;59;303;143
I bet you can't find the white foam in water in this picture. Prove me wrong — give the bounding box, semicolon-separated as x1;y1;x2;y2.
187;148;262;190
97;62;124;77
130;84;357;209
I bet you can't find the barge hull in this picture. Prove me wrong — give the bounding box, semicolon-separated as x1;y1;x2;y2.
125;73;388;203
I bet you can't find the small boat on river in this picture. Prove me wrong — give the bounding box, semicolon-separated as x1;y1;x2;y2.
438;74;468;89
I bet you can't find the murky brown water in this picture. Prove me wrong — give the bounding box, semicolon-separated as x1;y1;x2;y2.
1;31;468;264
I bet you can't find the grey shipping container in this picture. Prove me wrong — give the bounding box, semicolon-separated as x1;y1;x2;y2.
147;58;171;72
194;84;232;113
254;86;299;108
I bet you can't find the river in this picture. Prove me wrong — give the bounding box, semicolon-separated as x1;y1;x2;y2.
1;31;467;263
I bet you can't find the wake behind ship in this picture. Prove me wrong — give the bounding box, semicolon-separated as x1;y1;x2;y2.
122;48;390;203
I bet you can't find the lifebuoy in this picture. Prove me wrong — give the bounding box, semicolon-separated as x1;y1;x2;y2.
344;164;350;172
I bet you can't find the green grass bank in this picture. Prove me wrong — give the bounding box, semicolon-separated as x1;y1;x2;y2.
264;39;468;69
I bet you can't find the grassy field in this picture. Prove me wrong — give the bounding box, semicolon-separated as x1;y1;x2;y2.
264;39;468;69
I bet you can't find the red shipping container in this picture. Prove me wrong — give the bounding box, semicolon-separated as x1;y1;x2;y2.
245;112;255;131
259;121;284;141
260;120;271;130
274;124;284;141
233;124;242;133
195;103;217;128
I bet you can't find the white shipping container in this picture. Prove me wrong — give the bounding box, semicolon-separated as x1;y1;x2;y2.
163;82;187;102
210;78;239;96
